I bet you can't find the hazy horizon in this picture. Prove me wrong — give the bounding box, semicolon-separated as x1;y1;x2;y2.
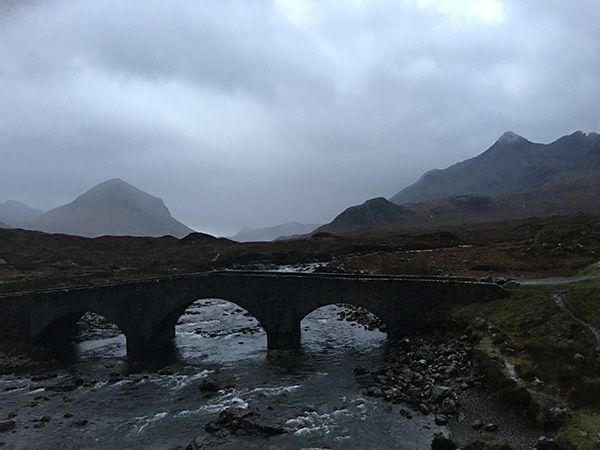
2;0;599;234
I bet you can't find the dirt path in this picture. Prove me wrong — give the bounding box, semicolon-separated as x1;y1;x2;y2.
552;292;600;353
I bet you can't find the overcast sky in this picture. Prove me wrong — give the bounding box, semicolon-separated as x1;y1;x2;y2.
1;0;599;235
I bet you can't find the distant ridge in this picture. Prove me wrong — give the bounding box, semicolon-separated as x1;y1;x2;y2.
0;200;43;225
390;130;600;204
28;178;194;238
231;221;320;242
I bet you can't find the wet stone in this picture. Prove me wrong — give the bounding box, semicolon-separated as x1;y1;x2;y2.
205;406;285;438
0;420;16;432
440;398;458;415
353;365;368;375
435;414;448;426
71;419;88;427
483;422;498;432
472;318;488;331
399;408;413;419
431;433;458;450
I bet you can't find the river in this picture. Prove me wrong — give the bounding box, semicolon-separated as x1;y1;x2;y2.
0;299;445;449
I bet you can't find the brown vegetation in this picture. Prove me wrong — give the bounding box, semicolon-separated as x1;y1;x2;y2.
1;212;599;294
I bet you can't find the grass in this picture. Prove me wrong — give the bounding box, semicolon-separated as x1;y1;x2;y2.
451;282;600;449
578;261;600;276
562;280;600;331
455;285;597;357
556;414;600;450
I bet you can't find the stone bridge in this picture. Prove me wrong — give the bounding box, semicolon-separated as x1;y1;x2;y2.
0;271;507;356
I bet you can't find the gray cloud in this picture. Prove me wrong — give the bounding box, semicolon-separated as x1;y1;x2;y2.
1;0;599;235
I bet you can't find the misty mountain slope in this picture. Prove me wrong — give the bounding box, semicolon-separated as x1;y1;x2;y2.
390;131;600;204
0;200;43;225
0;221;10;229
28;178;194;238
231;222;321;242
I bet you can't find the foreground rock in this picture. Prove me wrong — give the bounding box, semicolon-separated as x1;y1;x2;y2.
198;373;235;395
0;419;16;432
204;406;285;438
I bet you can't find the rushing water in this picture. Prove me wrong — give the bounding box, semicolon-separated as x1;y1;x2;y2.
0;300;444;449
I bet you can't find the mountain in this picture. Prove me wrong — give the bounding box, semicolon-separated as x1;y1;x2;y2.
27;178;194;238
390;131;600;204
0;200;43;225
231;221;321;242
0;221;10;229
319;131;600;235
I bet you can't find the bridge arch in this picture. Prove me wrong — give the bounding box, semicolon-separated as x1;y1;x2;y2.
159;296;267;338
172;298;266;359
299;303;387;350
33;308;128;347
297;300;392;336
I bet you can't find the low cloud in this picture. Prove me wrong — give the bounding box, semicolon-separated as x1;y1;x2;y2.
1;0;599;235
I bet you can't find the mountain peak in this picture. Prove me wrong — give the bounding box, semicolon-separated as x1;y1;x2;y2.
496;131;528;145
390;130;600;206
85;178;139;194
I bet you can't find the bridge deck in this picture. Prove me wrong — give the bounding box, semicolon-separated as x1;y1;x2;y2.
0;270;492;298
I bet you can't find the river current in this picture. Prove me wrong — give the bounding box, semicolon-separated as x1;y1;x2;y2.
0;299;445;449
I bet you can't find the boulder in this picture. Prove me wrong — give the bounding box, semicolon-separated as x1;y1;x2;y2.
435;414;448;425
199;374;234;394
440;398;458;415
483;422;498;432
205;406;285;438
472;318;488;331
431;433;457;450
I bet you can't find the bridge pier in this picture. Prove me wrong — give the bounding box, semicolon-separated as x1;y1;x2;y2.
265;318;301;350
126;325;176;359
